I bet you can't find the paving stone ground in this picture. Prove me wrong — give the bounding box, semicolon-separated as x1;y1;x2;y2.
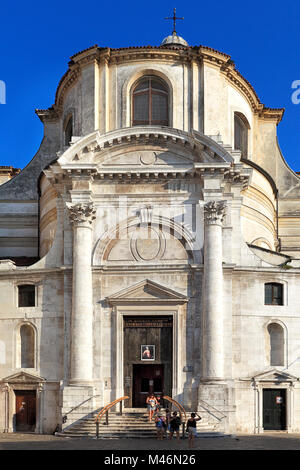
0;432;300;450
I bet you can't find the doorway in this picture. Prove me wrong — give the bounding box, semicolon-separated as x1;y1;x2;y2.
123;315;173;407
263;389;286;430
15;390;36;432
133;364;164;407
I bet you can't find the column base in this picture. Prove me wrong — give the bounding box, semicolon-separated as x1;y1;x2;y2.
60;384;100;431
201;377;226;383
69;379;95;386
198;380;236;433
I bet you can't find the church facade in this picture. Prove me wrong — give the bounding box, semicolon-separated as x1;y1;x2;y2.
1;32;300;435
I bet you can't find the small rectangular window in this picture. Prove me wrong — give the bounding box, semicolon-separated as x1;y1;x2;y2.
265;283;283;306
18;285;35;307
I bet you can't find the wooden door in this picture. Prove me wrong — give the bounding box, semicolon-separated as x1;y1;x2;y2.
133;364;164;407
15;390;36;432
123;316;173;407
263;389;286;430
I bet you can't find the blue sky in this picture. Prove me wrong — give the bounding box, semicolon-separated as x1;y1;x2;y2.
0;0;299;171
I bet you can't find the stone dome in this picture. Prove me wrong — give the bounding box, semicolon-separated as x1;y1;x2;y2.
160;32;189;47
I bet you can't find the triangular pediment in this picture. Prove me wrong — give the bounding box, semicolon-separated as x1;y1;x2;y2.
1;371;45;384
251;369;299;383
107;279;187;305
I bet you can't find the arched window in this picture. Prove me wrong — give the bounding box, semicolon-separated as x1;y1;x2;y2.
265;283;283;306
18;285;35;307
132;76;169;126
234;112;249;158
20;324;35;368
64;115;73;146
267;323;284;366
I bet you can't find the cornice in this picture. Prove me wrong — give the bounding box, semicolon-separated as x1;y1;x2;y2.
106;278;188;306
48;168;246;185
42;128;252;189
218;59;284;123
35;44;284;125
58;127;234;165
107;47;196;66
241;157;278;196
36;64;81;123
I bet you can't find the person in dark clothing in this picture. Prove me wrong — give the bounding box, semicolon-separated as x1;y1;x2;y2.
168;411;181;441
165;408;171;430
186;412;201;448
155;413;166;440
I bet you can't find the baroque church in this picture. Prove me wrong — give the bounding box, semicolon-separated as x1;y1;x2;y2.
1;24;300;435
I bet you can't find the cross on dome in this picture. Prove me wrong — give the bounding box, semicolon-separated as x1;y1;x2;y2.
164;7;184;35
161;8;188;47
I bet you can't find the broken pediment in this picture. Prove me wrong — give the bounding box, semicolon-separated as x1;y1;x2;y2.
106;279;187;305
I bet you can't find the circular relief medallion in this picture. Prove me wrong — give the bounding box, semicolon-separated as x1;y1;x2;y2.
139;152;157;166
130;226;165;261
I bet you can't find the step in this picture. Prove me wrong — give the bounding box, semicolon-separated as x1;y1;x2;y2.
56;431;225;439
69;421;215;427
69;420;213;426
62;422;215;429
74;426;154;431
58;408;221;439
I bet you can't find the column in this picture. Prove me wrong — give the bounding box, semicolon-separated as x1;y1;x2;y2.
36;384;44;433
67;202;96;384
1;384;9;432
202;200;226;380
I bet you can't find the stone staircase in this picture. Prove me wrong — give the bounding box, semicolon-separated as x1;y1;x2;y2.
56;408;224;439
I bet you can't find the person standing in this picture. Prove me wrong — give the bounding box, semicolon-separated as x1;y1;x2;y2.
186;413;201;448
165;408;171;431
168;411;181;442
155;413;166;440
156;395;161;411
146;393;158;422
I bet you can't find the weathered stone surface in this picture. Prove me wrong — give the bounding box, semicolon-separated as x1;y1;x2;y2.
0;39;299;436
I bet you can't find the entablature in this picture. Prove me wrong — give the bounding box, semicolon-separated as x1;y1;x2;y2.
43;128;252;194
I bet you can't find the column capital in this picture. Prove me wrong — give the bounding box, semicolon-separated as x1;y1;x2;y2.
203;200;227;225
66;202;96;227
0;383;9;393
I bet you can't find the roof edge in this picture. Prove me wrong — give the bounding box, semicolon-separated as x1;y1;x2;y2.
35;44;285;125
